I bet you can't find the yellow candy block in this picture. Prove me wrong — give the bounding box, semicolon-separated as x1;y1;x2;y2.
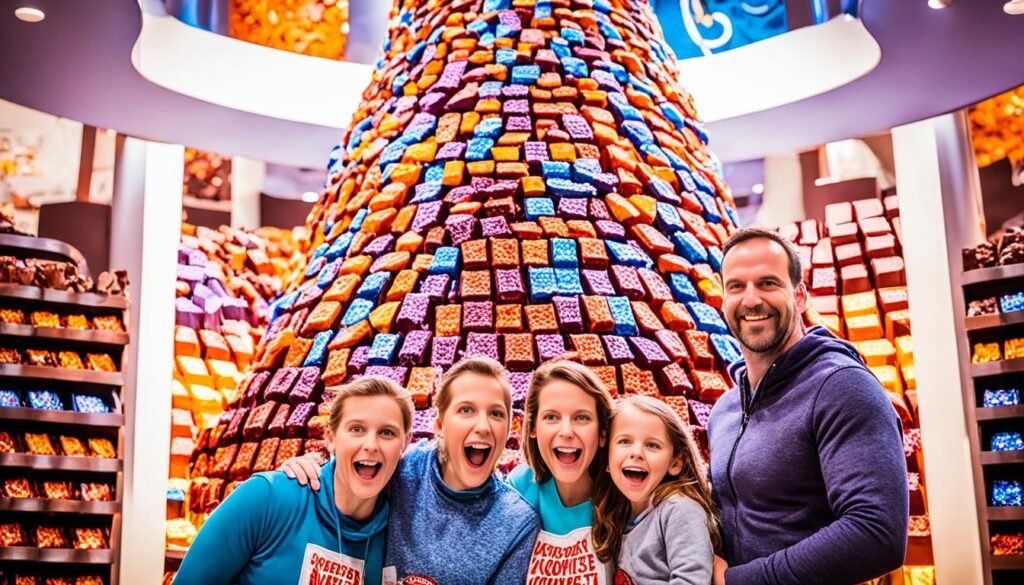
189;383;224;416
895;335;914;365
176;355;212;388
841;292;878;319
174;326;201;358
846;314;883;342
628;195;658;225
442;161;465;186
389;164;422;187
396;232;425;254
491;146;520;162
369;302;401;333
902;364;916;390
171;377;192;411
207;359;240;392
403;141;438;164
323;274;361;303
869;365;903;394
855;338;896;367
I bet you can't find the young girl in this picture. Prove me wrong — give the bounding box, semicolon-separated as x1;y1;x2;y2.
175;376;414;585
282;356;540;584
508;360;616;584
593;396;720;585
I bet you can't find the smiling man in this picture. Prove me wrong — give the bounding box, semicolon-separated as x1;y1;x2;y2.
708;228;908;585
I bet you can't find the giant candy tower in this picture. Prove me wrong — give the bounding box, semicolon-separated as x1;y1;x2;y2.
184;0;747;509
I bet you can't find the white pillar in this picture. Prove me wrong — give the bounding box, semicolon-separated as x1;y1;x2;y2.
892;113;985;583
755;152;804;226
112;137;183;585
230;155;265;229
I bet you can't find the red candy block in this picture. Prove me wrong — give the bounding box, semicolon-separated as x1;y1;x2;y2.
505;333;537;370
659;363;694;397
620;362;658;396
684;330;715;369
654;329;690;366
525;304;559;333
461;239;489;269
571;334;607;365
630;301;665;336
660;301;695;332
694;369;731;402
589;365;619;396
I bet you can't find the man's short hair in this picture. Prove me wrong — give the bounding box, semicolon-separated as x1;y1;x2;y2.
722;227;803;287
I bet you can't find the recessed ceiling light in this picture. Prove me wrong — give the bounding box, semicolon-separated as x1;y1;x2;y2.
301;191;319;203
751;183;765;195
14;6;44;22
1006;0;1024;15
927;0;951;9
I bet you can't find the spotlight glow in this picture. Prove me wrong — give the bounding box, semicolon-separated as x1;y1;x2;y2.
927;0;951;9
14;6;45;22
301;191;319;203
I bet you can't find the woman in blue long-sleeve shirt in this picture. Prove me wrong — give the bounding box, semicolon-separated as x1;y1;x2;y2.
174;376;415;585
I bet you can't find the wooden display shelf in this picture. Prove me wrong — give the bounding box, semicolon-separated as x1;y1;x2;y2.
0;546;113;564
0;363;123;386
963;263;1024;286
904;535;934;566
165;548;186;561
977;406;1024;422
0;323;129;346
0;498;120;515
990;554;1024;570
971;358;1024;378
0;233;89;277
0;453;121;473
0;283;127;310
988;507;1024;521
0;407;123;427
980;451;1024;466
966;311;1024;332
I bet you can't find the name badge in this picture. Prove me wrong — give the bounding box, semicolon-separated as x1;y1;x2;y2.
298;543;364;585
527;527;610;585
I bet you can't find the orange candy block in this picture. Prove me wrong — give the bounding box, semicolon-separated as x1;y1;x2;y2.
628;195;658;225
581;296;615;333
261;328;295;368
321;349;351;386
302;301;341;335
538;217;570;238
631;224;674;255
521;176;546;197
284;337;313;367
661;302;696;332
570;334;607;365
361;208;397;235
412;254;435;273
491;146;520;162
697;279;724;310
504;333;537;370
589;365;619;396
391;205;417;234
496;304;524;333
328;321;372;349
846;314;883;342
657;254;693;274
522;240;550;266
369;302;400;333
435;304;462;336
339;255;372;277
323;274;361;303
460;270;492;299
567;220;597;239
407;367;440;409
387;270;420;302
226;335;253;369
525;304;559;333
396;232;425;254
175;326;201;357
579;238;609;268
372;251;412;273
461;240;490;269
631;301;665;334
443;161;466;186
606;193;641;224
491;239;521;268
510;221;544;240
621;363;658;396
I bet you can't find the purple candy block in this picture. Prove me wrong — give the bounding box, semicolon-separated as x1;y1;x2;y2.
285;402;316;438
206;277;230;299
463;301;494;331
508;372;531;408
446;215;477;246
581;269;616;296
432;61;469;94
221;297;249;321
362;234;395;258
242;371;271;406
411;201;444;233
413;408;438;440
265;368;299;402
188;249;208;267
471;177;495;191
292;285;325;311
506;116;532;132
399;330;433;366
435;141;467;161
690;400;712;427
481;216;512;238
178;245;193;264
557;198;588;220
431;336;461;367
177;264;204;286
496;269;527;303
348;346;370;374
202;297;223;332
482;180;519;198
535;334;568;362
524;142;550;164
444;186;478;205
627;337;671;369
396;293;431;333
552;296;585;333
419;275;451;303
464;332;499;361
364;365;409;386
589;198;612;220
602;335;635;364
175;297;203;329
593;172;619;192
501;84;529;98
504;99;530;115
289;367;323;405
562;114;594;141
595;220;626;241
611;265;645;300
638;268;673;302
419;92;447;115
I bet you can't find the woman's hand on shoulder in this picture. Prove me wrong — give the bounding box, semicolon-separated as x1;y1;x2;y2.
279;453;326;491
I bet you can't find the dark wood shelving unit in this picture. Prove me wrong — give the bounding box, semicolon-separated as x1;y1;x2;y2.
0;236;129;585
955;261;1024;584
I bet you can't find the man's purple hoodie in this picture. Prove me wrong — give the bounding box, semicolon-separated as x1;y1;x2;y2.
708;326;908;584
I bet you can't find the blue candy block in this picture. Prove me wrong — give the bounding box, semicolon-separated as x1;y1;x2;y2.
410;182;444;204
606;240;654;269
550;37;570;59
303;331;334;368
348;208;369;232
710;333;743;366
390;73;409;97
992;431;1024;452
983;388;1021;407
466;138;495;162
511;65;541;85
496;48;518;68
424;164;445;184
561;57;589;78
467;19;490;36
708;247;724;272
528;267;558;303
357;272;391;301
525;198;556;220
676;167;698;193
429;247;461;276
474;117;503;139
483;0;510;11
621;121;655;148
380;141;408;166
309;242;329;264
342;298;375;327
542;160;572;180
554;268;584;295
688;302;729;334
304;257;327;280
648;177;681;205
660;101;686;131
607;296;639;336
669;273;700;303
551;238;579;268
561;27;585;45
695;190;723;223
317;259;342;289
480;81;504;98
656;203;685;233
1001;292;1024;313
547;178;597;198
992;480;1023;507
672;231;709;264
608;92;642;121
368;333;402;365
272;290;299;319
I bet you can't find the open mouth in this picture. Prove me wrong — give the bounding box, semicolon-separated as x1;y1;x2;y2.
464;445;492;468
553;447;582;465
622;467;649;483
354;461;381;480
740;314;773;322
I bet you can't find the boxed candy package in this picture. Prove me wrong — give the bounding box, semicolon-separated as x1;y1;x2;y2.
983;388;1021;407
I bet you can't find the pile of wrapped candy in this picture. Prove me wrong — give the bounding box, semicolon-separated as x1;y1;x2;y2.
992;532;1024;556
0;430;116;458
0;476;113;502
0;306;124;332
0;347;119;372
181;0;746;528
2;576;104;585
962;225;1024;271
971;337;1024;364
0;389;111;413
229;0;351;60
0;522;110;550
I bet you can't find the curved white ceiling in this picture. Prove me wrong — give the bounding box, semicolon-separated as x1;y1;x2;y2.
132;11;878;129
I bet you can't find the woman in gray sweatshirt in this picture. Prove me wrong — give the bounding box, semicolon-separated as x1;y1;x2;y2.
593;396;720;585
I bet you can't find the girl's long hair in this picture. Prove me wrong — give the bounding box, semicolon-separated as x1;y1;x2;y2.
592;395;722;563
